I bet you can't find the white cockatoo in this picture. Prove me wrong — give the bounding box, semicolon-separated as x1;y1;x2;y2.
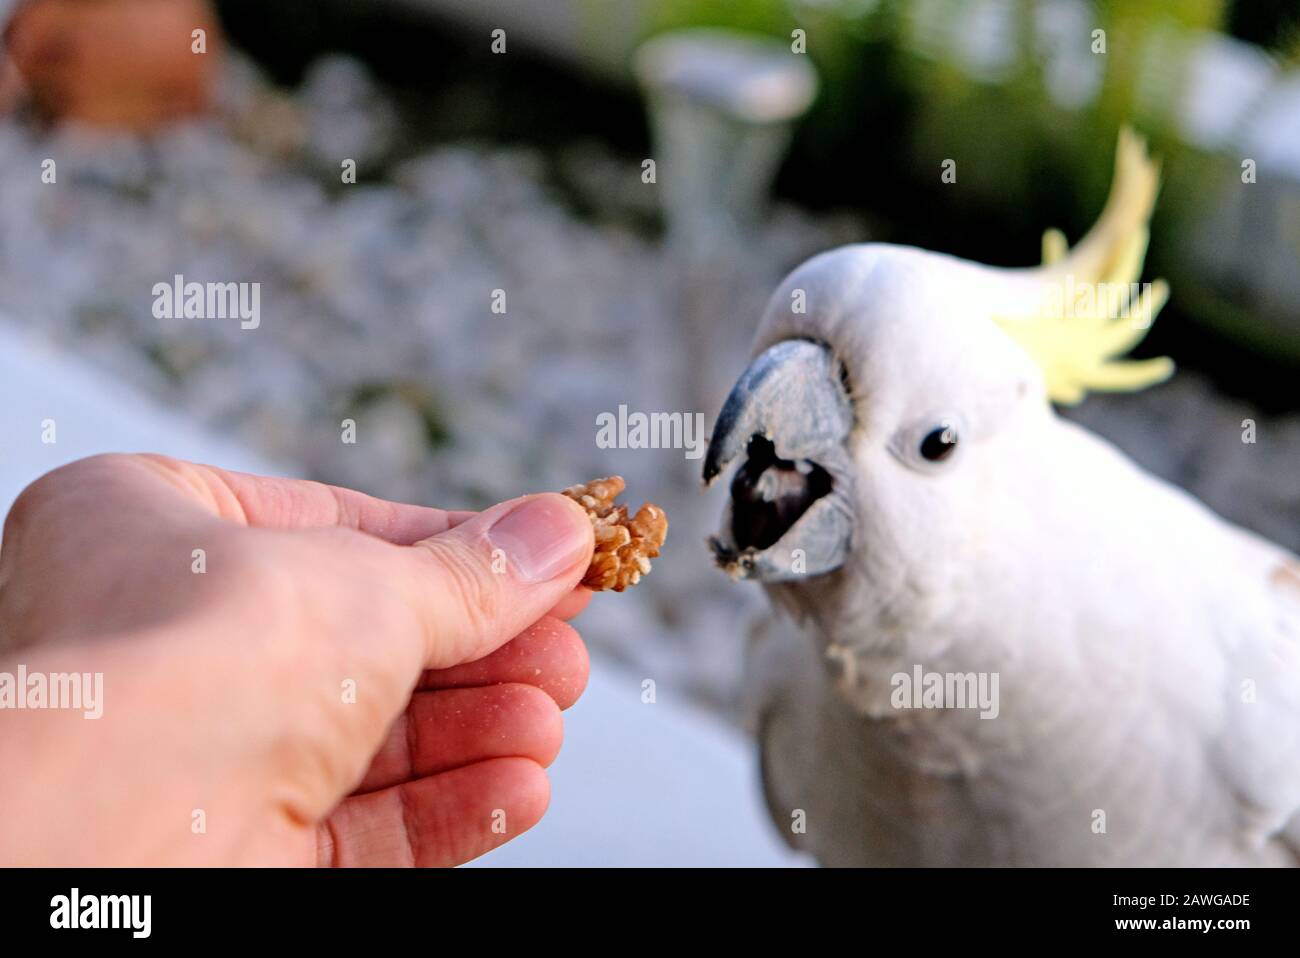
703;129;1300;866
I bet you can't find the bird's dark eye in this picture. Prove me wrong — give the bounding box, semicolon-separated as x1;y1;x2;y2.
919;425;958;462
890;415;964;472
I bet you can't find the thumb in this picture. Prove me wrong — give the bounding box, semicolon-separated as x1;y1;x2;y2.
399;493;594;669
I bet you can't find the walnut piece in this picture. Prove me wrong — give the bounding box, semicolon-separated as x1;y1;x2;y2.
561;477;668;592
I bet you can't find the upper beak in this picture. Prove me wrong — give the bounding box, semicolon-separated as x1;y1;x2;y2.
703;339;855;581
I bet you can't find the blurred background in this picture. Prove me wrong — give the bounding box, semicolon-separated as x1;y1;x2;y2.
0;0;1297;865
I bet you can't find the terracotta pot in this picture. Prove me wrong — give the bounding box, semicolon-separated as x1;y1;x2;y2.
2;0;223;131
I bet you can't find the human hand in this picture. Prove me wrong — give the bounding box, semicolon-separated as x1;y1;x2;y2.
0;453;595;866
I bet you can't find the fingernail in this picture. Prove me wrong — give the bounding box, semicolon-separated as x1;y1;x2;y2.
488;496;590;583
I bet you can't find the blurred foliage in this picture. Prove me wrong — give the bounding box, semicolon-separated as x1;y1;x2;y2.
636;0;1238;237
635;0;1300;403
216;0;1300;404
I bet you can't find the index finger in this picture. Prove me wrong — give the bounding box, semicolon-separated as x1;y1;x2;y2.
134;454;478;544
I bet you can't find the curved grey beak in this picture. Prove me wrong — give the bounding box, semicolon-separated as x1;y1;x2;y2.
703;339;855;581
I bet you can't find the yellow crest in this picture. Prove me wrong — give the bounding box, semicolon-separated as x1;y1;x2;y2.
994;127;1174;405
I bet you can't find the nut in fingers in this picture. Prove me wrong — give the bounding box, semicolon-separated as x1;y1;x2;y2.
561;477;668;592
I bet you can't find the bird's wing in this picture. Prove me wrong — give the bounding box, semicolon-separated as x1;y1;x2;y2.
1211;528;1300;862
744;611;811;852
1268;553;1300;609
746;605;903;866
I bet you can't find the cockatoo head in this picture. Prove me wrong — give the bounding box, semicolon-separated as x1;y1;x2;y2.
704;129;1172;635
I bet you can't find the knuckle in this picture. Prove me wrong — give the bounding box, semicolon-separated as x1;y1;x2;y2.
5;453;183;537
418;537;500;634
3;454;121;539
